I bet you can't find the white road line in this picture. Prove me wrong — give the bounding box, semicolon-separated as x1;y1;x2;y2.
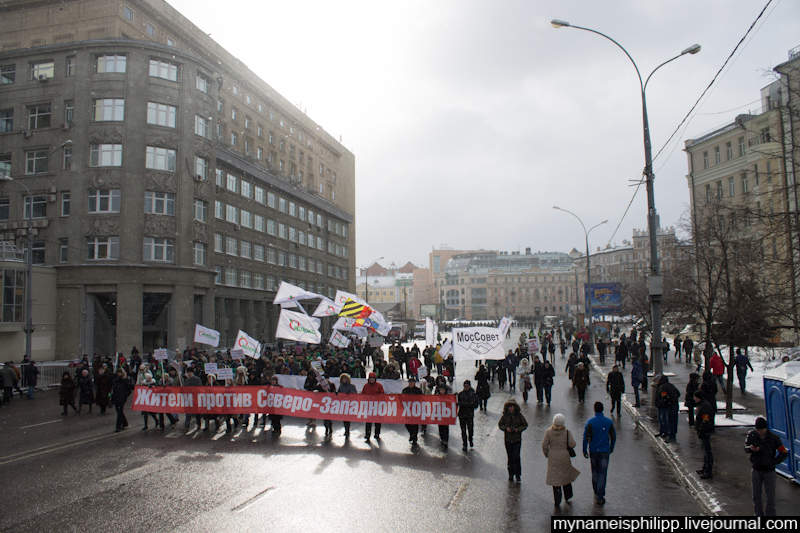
445;481;469;510
0;431;123;466
231;486;275;513
20;419;62;429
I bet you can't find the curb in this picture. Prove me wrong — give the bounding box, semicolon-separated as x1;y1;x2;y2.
587;355;723;516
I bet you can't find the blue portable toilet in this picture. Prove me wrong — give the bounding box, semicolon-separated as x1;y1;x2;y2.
763;366;793;478
782;372;800;483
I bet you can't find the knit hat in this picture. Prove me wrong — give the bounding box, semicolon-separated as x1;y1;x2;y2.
755;417;768;429
552;413;566;428
368;372;377;379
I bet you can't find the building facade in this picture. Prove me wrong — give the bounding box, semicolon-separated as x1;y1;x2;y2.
0;0;355;359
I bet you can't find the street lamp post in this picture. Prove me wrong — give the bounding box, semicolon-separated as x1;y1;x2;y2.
0;140;72;362
551;19;699;377
554;206;607;350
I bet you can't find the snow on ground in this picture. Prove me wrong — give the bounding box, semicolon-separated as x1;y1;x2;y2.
714;413;761;427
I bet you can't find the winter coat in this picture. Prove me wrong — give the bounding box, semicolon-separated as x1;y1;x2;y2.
532;361;546;386
457;389;479;418
695;399;715;436
745;429;789;471
709;353;725;376
655;378;680;408
685;379;700;408
22;363;39;387
77;374;94;404
361;381;384;395
95;373;113;408
0;365;16;387
111;376;131;406
338;382;357;395
497;400;528;444
541;364;555;388
606;370;625;397
475;368;491;400
631;360;644;387
542;425;580;486
734;354;753;374
59;377;75;406
572;366;590;390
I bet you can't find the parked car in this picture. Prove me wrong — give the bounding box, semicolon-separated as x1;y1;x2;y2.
413;323;426;339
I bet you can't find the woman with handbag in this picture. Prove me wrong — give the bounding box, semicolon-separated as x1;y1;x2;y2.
541;413;581;507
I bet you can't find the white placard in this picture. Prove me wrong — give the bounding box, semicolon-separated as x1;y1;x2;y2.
193;324;220;347
204;363;218;374
154;348;169;360
215;367;234;380
230;348;244;360
418;366;428;380
451;327;505;361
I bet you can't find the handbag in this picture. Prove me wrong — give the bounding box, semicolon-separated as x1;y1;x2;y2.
566;430;576;457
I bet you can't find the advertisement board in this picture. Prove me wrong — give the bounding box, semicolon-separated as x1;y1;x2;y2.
584;283;623;315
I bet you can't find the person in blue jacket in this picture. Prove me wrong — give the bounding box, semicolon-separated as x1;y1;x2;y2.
582;401;616;505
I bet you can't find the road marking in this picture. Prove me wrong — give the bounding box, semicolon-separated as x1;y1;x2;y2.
101;463;151;483
445;481;468;510
20;419;62;429
0;431;124;466
231;486;275;513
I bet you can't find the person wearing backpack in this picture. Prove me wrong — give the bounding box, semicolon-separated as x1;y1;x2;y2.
655;375;680;442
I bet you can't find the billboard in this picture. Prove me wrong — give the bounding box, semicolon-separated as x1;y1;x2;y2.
419;304;438;318
584;283;622;315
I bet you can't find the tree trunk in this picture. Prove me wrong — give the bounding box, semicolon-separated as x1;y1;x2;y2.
726;343;735;419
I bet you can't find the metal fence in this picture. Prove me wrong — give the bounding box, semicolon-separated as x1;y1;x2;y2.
18;361;73;389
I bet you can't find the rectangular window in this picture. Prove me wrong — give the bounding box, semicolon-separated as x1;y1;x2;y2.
253;244;264;262
27;103;51;129
143;237;174;262
298;231;306;246
194;156;208;180
299;256;306;271
316;214;322;227
289;201;296;217
31;240;45;267
226;173;237;193
725;142;732;160
760;127;771;143
24;195;47;219
278;223;286;239
194;199;207;222
64;101;74;125
25;150;49;174
317;236;323;250
31;61;54;80
224;268;236;286
702;151;708;169
145;146;176;171
196;73;208;93
268;192;276;208
215;168;224;187
240;181;252;199
123;6;134;21
244;116;251;129
728;177;735;197
288;226;297;242
257;147;263;160
166;38;175;47
65;56;75;77
214;233;223;253
87;236;119;260
716;181;722;199
225;204;238;224
89;144;123;167
0;109;13;133
289;254;297;269
0;198;9;220
240;270;251;289
254;214;264;232
240;240;251;259
88;189;121;213
94;98;125;121
308;209;314;224
0;64;15;84
144;191;175;215
231;107;238;121
225;236;237;256
214;266;222;284
254;273;264;290
194;115;209;137
60;191;71;216
96;55;126;73
738;137;745;157
267;219;276;236
215;200;224;220
148;59;178;81
240;209;252;228
193;242;206;266
277;251;286;267
255;186;265;204
147;102;176;128
279;197;287;213
59;239;69;263
145;23;155;37
299;206;306;221
742;174;749;194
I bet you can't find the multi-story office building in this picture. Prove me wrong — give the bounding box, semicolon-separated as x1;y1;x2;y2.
0;0;355;360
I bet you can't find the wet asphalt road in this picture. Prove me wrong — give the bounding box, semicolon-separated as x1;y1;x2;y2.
0;333;699;533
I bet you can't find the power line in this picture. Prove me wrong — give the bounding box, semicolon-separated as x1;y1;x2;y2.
606;179;643;247
652;0;774;163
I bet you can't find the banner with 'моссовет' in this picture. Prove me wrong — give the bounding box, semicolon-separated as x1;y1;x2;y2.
131;386;458;425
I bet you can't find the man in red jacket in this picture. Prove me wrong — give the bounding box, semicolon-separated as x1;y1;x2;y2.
709;352;726;393
361;372;384;441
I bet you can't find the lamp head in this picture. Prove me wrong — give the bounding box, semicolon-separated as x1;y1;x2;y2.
550;19;570;28
552;205;560;210
601;219;609;224
682;44;701;55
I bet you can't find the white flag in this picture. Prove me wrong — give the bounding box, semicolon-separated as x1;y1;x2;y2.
193;324;220;347
276;309;322;344
498;316;512;338
273;281;321;307
439;339;452;357
233;330;262;358
334;289;367;308
329;330;351;348
333;316;362;331
451;327;505;362
313;297;340;317
425;317;436;346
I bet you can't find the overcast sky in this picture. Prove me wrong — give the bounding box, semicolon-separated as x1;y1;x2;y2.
168;0;800;269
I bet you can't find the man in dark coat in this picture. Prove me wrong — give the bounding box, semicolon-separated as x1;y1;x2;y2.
606;365;625;415
457;380;479;451
655;376;680;442
533;357;546;404
95;366;113;415
694;390;715;479
541;360;555;405
402;377;423;446
111;369;131;432
734;349;754;394
745;417;789;516
22;360;39;399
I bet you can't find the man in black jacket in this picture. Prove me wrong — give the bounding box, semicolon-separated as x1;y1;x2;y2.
606;365;625;416
402;377;423;446
655;376;680;442
745;417;789;516
457;380;479;451
694;391;715;479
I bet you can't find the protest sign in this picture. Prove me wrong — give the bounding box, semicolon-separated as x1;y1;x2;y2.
234;330;261;358
193;324;220;347
154;348;169;360
276;309;322;344
215;367;234;380
204;363;218;374
451;327;505;361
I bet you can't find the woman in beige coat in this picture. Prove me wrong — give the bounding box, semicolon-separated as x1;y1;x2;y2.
541;413;580;506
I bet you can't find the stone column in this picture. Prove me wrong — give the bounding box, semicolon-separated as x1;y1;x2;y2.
116;282;143;356
171;284;194;352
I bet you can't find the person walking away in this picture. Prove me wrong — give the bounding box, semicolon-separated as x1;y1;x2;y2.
596;338;607;365
709;351;726;393
433;345;444;376
111;368;131;432
402;377;423;447
517;356;531;402
582;401;616;505
674;335;682;361
497;357;507;390
694;390;715;479
183;367;203;429
59;372;77;415
22;360;39;399
338;373;357;438
655;376;680;442
434;380;452;448
640;354;649;393
95;365;113;415
559;339;567;358
606;365;624;416
531;356;544;404
542;413;580;506
498;398;528;483
700;371;718;414
76;368;94;414
361;372;384;441
684;373;700;426
1;363;17;403
683;337;694;366
505;350;518;392
457;380;479;451
548;340;556;362
735;349;754;394
565;353;577;384
746;417;789;516
475;365;491;411
615;340;627;370
573;363;590;404
541;360;555;405
631;358;643;407
267;375;284;434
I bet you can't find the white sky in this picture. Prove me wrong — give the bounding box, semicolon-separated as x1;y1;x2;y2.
167;0;800;269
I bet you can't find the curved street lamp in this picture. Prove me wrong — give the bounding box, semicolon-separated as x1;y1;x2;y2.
553;206;607;349
551;19;699;376
360;256;384;303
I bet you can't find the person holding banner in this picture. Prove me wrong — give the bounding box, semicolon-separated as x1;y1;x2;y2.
402;378;424;447
475;365;491;411
457;380;479;452
267;375;284;434
361;372;383;441
110;368;131;432
140;373;161;430
182;367;203;430
434;378;452;448
337;373;357;439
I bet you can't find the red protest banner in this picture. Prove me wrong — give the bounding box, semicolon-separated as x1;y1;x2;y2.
131;386;458;425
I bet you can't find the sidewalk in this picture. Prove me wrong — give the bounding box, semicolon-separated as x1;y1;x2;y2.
588;351;798;516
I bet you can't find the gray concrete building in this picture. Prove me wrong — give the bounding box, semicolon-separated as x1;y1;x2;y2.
0;0;355;359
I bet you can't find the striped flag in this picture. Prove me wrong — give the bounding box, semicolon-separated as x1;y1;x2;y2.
339;298;373;319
